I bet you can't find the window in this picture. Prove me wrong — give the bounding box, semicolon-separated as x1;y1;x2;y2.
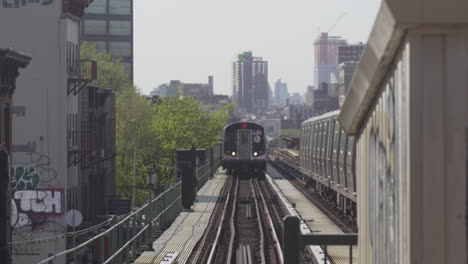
122;62;132;78
90;41;107;53
83;20;107;35
109;42;131;57
109;21;131;36
109;0;131;15
86;0;106;14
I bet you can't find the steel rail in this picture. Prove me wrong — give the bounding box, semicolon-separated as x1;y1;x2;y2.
251;179;267;264
255;179;284;263
226;177;239;263
206;176;238;264
194;176;233;263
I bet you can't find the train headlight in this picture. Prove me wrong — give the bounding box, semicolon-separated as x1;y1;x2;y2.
253;152;258;157
231;152;236;156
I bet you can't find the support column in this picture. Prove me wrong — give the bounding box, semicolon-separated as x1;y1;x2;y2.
177;148;196;209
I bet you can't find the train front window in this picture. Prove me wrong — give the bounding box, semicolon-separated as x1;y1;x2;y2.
240;133;248;144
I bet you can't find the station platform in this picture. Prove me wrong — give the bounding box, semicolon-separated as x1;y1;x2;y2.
134;170;227;264
266;165;358;264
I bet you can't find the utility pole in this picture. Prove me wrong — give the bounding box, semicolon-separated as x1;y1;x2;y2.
131;119;137;209
0;147;11;264
133;143;136;209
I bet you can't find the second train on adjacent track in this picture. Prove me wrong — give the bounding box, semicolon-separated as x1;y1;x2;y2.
270;110;357;222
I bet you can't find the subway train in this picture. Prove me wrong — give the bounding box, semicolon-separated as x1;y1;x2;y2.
300;110;356;220
222;122;267;176
270;110;357;221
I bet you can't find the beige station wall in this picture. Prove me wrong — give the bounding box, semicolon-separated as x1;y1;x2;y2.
356;29;468;264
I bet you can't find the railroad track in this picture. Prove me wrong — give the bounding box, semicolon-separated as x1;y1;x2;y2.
269;161;357;233
189;175;287;264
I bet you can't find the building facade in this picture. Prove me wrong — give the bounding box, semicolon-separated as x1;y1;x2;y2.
233;52;269;112
274;79;288;107
77;86;116;225
304;85;314;106
288;92;304;105
181;76;214;99
312;82;339;115
338;62;358;107
0;1;96;262
283;104;314;128
0;49;30;264
82;0;133;80
338;43;364;64
314;33;347;87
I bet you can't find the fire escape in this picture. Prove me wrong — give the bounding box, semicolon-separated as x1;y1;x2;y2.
67;43;98;167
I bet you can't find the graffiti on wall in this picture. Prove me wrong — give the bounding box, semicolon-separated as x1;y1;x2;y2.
11;157;62;231
2;0;53;8
12;165;40;190
11;188;64;230
11;153;63;254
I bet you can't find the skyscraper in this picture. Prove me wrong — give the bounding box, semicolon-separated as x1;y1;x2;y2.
82;0;133;80
233;52;269;111
314;33;347;87
274;79;289;107
338;43;365;64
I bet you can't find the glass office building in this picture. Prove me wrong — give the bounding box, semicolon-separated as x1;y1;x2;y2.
82;0;133;80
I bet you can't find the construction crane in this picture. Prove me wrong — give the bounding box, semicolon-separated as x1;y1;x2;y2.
327;12;347;34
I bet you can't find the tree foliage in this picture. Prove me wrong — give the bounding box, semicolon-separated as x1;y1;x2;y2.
81;42;232;206
80;42;131;92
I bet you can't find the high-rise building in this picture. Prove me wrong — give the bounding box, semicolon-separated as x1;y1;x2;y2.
82;0;133;80
338;62;358;107
305;85;314;106
274;79;288;107
288;92;304;105
233;52;269;112
314;33;347;87
338;43;364;64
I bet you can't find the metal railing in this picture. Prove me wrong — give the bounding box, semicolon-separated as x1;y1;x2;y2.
38;182;182;264
38;144;222;264
283;216;358;264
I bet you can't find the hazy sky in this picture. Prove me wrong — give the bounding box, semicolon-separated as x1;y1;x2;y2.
134;0;381;96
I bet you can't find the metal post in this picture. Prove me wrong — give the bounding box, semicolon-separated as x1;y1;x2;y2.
100;236;104;264
0;148;11;264
132;214;137;260
125;220;130;263
132;144;136;209
210;147;214;179
87;244;93;264
324;245;328;263
283;216;300;264
147;192;153;250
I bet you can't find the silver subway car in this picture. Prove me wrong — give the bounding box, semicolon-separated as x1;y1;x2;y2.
222;122;266;176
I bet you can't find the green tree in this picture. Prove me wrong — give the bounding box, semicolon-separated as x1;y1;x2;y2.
81;41;231;206
81;41;152;205
151;98;230;181
80;42;131;92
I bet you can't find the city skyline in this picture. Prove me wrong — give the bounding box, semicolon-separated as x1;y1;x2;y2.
134;0;381;96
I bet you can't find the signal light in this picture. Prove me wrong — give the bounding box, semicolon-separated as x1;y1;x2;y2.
242;123;248;128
